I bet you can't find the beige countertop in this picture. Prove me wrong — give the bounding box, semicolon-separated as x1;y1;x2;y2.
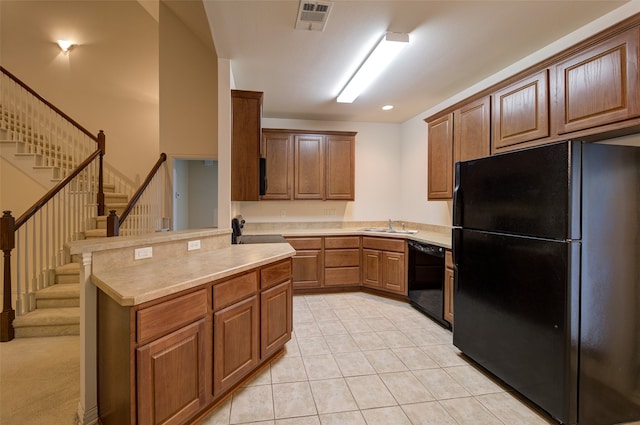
242;224;452;249
91;243;295;306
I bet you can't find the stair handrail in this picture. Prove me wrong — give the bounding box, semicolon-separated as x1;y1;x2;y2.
107;152;167;237
0;66;99;143
1;66;107;215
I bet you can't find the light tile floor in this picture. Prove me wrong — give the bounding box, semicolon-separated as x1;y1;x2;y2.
198;292;556;425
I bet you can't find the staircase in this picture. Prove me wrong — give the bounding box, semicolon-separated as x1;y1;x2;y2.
1;143;131;337
1;66;168;342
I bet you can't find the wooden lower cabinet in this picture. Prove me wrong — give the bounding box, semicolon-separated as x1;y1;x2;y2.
362;237;407;296
382;251;406;295
286;237;323;289
362;249;382;289
213;295;260;396
444;250;454;325
261;280;292;358
97;258;292;425
137;319;210;425
324;236;361;288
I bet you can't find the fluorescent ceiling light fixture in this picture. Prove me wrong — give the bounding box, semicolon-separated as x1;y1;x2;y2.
57;39;75;53
337;32;409;103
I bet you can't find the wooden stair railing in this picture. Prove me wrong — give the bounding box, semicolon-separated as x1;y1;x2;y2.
107;153;168;237
1;146;105;342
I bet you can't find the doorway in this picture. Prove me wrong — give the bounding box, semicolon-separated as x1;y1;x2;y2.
172;158;218;231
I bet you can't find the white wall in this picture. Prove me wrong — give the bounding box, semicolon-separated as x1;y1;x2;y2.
233;118;403;223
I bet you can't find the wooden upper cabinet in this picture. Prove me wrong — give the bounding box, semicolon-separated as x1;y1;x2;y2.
262;130;293;200
294;134;325;200
262;129;356;201
492;70;549;153
554;28;640;135
427;113;454;200
231;90;262;201
454;96;491;163
325;135;355;200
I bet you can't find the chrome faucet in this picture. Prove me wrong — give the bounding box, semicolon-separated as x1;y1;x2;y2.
388;219;393;230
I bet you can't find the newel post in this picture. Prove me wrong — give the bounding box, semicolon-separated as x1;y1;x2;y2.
1;211;16;342
106;210;119;237
97;130;106;217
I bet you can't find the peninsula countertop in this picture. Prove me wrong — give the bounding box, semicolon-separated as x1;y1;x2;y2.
91;243;295;306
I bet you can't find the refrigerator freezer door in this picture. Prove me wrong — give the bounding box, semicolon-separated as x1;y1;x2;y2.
453;228;578;424
453;141;581;241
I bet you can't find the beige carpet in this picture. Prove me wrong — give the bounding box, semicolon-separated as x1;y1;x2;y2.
0;335;79;424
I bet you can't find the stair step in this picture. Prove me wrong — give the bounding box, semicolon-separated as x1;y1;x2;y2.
13;307;80;338
35;284;80;308
55;263;80;284
105;203;127;215
105;193;128;204
85;228;107;239
95;215;107;229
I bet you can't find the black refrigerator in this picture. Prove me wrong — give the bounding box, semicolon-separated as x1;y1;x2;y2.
452;140;640;425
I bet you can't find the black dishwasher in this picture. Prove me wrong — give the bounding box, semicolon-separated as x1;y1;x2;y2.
407;240;448;328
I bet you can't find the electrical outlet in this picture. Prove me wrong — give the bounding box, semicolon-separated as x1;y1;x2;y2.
134;247;153;260
188;240;201;251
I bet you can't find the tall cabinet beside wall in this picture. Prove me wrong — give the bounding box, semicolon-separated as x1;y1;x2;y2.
231;90;263;201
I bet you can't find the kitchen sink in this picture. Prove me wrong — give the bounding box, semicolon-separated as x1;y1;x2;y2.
360;228;418;234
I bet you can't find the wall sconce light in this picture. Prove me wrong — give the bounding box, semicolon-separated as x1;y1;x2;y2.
337;32;410;103
57;39;75;54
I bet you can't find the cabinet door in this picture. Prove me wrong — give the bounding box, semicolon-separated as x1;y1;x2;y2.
444;267;454;325
492;71;549;152
362;249;382;288
231;90;262;201
261;280;292;358
554;28;639;134
137;319;210;425
294;134;324;199
454;97;490;163
444;250;454;325
325;135;355;200
382;251;406;295
291;250;323;289
213;295;259;396
262;131;293;200
427;113;454;199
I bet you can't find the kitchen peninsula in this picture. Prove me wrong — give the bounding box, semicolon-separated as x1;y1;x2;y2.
66;229;295;425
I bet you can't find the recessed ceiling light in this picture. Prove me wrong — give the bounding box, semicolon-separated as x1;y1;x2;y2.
382;105;394;111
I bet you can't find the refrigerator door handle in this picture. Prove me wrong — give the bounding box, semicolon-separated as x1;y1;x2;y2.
452;227;461;266
453;162;462;226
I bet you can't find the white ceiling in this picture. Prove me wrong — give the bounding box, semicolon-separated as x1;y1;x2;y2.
202;0;628;124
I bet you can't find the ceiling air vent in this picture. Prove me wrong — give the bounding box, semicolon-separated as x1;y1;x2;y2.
295;1;333;31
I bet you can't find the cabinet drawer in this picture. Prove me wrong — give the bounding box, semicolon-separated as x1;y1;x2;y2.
362;237;405;253
445;250;453;269
325;249;360;267
325;267;360;286
286;237;322;250
324;236;360;249
261;259;292;290
137;289;208;343
213;271;258;311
